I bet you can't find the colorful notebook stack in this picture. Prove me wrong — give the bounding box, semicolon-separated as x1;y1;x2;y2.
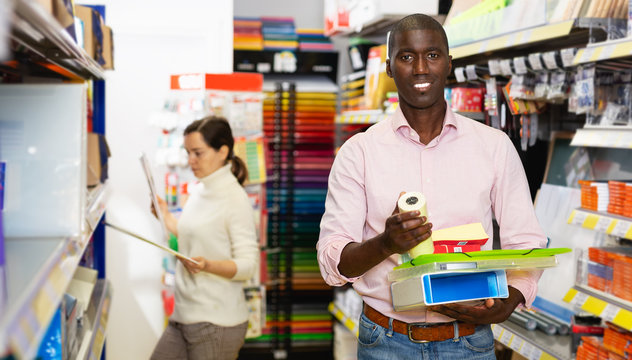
578;180;632;217
261;17;298;51
259;79;337;349
233;17;263;51
296;29;334;52
587;247;632;302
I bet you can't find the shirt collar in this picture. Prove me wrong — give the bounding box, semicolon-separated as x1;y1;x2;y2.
390;102;459;144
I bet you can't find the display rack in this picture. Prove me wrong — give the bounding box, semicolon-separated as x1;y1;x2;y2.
335;110;388;124
327;302;358;337
573;37;632;65
75;279;113;360
492;322;571;360
0;2;110;358
567;208;632;241
10;0;105;80
564;284;632;331
571;128;632;149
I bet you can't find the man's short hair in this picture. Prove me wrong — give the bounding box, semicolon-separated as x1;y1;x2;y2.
387;14;449;58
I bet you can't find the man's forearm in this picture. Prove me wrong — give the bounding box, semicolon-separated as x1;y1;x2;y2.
337;233;393;278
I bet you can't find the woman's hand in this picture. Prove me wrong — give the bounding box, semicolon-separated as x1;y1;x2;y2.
179;256;207;274
151;196;168;219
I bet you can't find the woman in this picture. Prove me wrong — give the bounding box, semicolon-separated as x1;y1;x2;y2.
151;116;259;360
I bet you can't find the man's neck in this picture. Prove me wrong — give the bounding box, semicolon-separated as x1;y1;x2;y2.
400;101;447;145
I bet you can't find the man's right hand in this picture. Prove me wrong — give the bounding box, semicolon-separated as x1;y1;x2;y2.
380;192;433;255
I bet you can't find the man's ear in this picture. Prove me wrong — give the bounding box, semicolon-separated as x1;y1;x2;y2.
386;58;392;78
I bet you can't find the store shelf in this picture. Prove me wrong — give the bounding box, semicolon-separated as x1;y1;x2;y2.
336;110;389;124
234;50;339;83
573;37;632;65
493;321;572;360
11;0;105;80
563;284;632;331
451;20;575;60
0;185;108;358
328;302;358;337
76;279;113;360
571;127;632;148
567;208;632;240
330;14;446;38
456;111;486;121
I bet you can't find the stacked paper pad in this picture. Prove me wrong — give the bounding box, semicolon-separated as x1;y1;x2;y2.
262;17;297;51
603;323;632;359
296;29;333;52
587;247;632;302
576;336;624;360
579;180;609;212
234;17;263;51
607;181;632;217
340;71;365;112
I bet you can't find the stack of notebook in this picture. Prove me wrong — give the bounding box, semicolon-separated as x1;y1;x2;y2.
233;17;263;51
296;28;334;52
262;17;298;51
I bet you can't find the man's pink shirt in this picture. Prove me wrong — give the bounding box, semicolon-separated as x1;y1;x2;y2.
317;105;547;323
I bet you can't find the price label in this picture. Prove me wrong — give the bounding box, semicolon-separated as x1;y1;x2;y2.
611;220;631;238
455;67;467;83
488;60;501;76
594;216;612;232
599;45;615;61
581;47;596;63
500;330;513;345
465;65;478;81
509;337;524;351
520;343;536;359
573;291;589;307
542;51;559;70
492;324;502;338
500;59;513;76
528;347;543;360
513;57;528;74
560;48;576;68
528;53;544;71
601;304;619;323
570;211;588;225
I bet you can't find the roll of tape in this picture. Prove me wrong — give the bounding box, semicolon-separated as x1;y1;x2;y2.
397;191;433;258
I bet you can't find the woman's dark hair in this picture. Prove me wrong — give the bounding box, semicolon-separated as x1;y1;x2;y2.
183;116;248;185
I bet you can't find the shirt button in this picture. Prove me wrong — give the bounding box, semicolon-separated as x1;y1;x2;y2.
410;130;415;137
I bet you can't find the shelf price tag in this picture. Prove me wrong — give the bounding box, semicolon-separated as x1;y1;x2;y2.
465;65;478;81
542;51;559;70
602;303;619;323
454;67;467;83
513;57;528;75
581;47;596;64
488;60;501;76
560;48;576;68
500;59;513;76
573;291;589;307
599;44;616;61
594;216;612;232
611;220;631;238
569;210;588;226
528;53;544;71
491;324;502;338
500;330;513;345
509;336;524;352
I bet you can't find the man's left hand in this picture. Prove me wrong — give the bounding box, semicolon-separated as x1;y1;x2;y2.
426;286;524;324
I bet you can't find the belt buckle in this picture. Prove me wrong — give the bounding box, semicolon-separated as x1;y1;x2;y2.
407;322;431;343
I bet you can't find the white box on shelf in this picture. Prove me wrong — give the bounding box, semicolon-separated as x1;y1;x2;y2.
0;84;87;238
348;0;439;31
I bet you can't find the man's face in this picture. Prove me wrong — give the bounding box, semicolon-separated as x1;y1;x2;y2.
386;29;452;111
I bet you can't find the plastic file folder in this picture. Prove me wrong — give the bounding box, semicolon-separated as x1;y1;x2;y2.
389;248;571;282
391;270;509;311
389;248;571;311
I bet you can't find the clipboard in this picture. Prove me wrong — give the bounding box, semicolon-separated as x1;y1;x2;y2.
140;152;169;242
106;222;200;265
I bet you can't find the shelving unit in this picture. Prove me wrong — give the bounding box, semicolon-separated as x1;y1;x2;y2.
564;284;632;331
0;1;111;358
567;208;632;240
327;302;358;337
335;110;388;124
571;127;632;149
573;37;632;65
76;279;113;360
492;322;571;360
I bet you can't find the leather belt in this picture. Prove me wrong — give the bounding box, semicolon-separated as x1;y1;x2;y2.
363;304;476;343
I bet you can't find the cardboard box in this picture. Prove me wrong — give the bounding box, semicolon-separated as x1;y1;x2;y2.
74;5;96;58
101;25;113;69
87;132;110;187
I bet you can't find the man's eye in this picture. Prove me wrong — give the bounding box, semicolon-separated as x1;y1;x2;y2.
401;54;412;61
428;53;439;59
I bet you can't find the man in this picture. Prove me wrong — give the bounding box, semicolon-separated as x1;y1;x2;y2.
317;13;547;359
